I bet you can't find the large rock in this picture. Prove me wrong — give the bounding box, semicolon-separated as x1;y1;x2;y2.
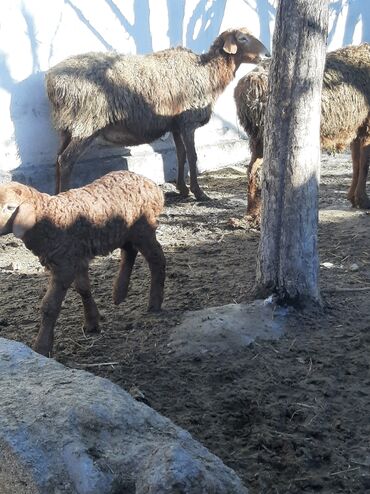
0;338;247;494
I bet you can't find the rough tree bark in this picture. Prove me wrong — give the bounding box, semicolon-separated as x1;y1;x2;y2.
256;0;329;306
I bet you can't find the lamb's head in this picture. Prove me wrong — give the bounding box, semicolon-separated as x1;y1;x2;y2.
211;28;270;65
0;183;36;239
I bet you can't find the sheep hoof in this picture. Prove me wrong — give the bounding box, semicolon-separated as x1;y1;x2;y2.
194;190;211;202
148;304;162;313
83;322;100;334
347;193;356;207
177;185;190;197
355;195;370;209
33;343;52;358
113;296;121;306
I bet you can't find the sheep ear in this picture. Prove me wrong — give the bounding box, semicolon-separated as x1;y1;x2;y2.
12;202;36;238
223;34;238;54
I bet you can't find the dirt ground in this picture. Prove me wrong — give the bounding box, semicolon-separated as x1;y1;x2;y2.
1;153;370;493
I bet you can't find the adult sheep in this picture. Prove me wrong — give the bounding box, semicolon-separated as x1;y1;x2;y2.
0;171;165;357
234;43;370;223
46;28;270;198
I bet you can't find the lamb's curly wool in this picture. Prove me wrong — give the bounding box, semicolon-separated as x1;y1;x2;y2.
234;43;370;220
0;171;165;356
46;28;269;197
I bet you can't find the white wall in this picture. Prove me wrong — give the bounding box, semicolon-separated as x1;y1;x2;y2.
0;0;369;191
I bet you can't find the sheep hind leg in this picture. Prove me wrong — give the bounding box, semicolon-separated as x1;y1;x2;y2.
246;156;263;225
354;141;370;209
181;129;210;201
56;135;96;193
172;131;189;197
135;233;165;312
74;266;100;333
347;139;361;207
34;272;74;357
113;243;138;305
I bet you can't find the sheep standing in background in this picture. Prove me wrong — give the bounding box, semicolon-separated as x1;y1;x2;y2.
234;59;269;222
0;171;166;357
46;28;270;198
234;43;370;223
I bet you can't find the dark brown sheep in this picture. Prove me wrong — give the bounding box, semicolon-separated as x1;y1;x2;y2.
0;171;165;357
46;28;270;198
234;43;370;222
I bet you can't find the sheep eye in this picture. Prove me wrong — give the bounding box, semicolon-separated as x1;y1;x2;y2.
238;36;249;44
5;204;17;213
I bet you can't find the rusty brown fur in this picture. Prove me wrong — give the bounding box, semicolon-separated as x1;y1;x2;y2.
234;44;370;222
0;171;166;356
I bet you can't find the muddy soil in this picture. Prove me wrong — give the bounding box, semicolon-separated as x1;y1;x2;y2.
1;153;370;493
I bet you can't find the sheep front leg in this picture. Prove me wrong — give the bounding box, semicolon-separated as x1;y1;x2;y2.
113;244;138;305
34;274;73;357
181;129;210;201
172;131;189;197
74;266;100;333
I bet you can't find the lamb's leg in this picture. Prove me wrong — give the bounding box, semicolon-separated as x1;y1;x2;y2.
56;135;95;193
347;138;360;207
181;129;210;201
113;243;138;305
34;273;73;357
172;131;189;197
74;266;100;333
135;233;166;312
355;140;370;209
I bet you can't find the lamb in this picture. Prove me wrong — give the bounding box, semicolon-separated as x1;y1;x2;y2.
0;171;166;357
46;28;270;198
234;43;370;222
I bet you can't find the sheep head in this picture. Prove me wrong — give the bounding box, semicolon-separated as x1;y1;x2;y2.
214;28;270;65
0;183;36;239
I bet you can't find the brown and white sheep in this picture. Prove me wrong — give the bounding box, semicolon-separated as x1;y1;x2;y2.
234;43;370;222
46;28;270;198
0;171;166;357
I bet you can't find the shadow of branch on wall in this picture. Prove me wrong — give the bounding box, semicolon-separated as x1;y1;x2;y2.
104;0;153;54
328;0;370;46
186;0;227;52
64;0;115;51
167;0;186;47
343;0;370;45
242;0;276;50
328;0;345;45
0;6;60;189
21;3;40;73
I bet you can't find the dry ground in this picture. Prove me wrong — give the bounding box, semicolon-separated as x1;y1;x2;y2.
1;153;370;493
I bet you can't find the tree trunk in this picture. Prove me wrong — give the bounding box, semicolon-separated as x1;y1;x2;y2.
256;0;329;306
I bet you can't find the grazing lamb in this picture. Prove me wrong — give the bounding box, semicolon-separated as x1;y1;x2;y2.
234;43;370;222
0;171;166;357
46;28;270;198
